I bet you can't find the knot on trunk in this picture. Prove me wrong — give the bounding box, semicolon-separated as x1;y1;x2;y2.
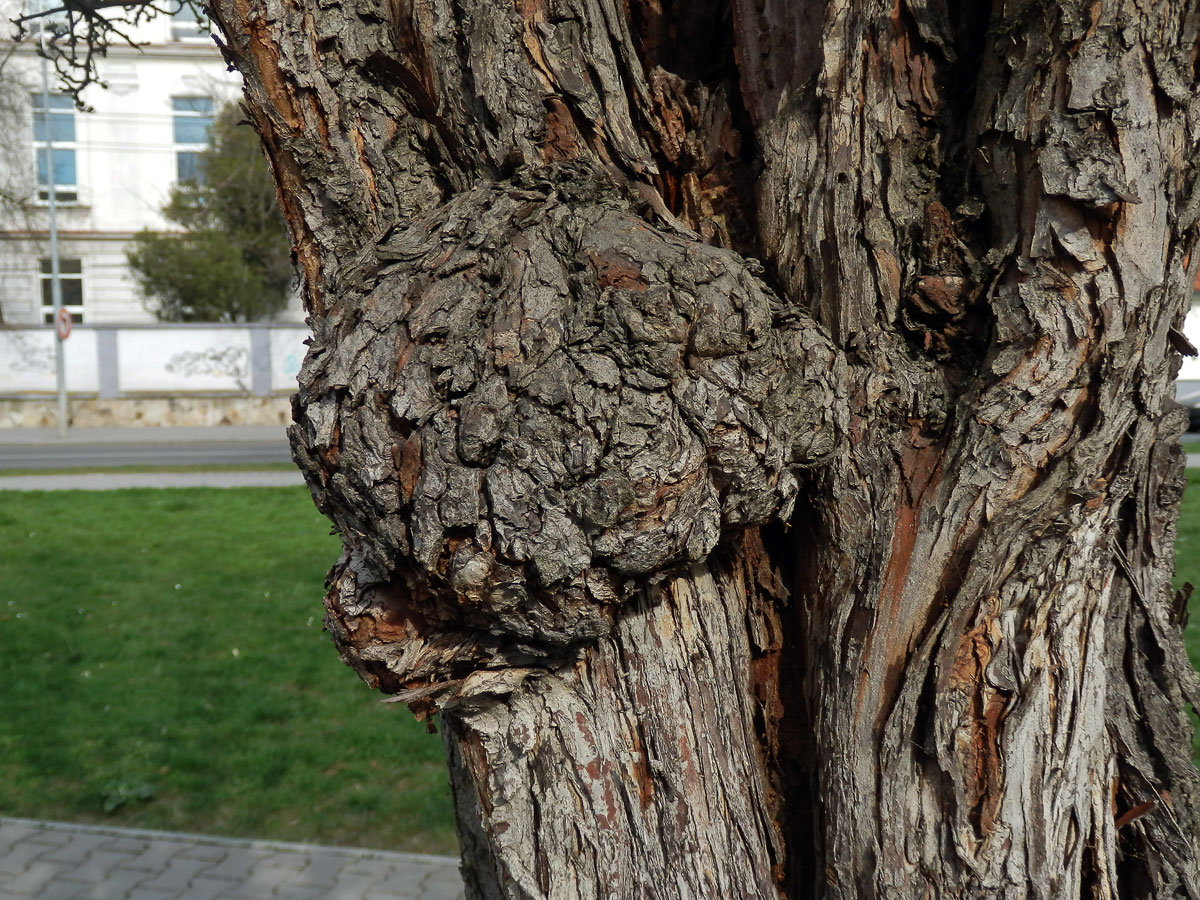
291;168;845;696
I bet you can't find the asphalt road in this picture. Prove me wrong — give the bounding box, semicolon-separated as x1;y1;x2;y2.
0;426;293;470
3;426;1200;472
0;441;293;469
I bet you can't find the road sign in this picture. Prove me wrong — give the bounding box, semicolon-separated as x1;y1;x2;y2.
54;306;71;341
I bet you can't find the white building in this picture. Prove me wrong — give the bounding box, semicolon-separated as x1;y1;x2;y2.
0;3;303;326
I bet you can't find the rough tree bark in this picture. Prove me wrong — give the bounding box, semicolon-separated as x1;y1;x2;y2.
199;0;1200;896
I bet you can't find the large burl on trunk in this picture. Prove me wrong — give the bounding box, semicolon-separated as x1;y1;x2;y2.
205;0;1200;895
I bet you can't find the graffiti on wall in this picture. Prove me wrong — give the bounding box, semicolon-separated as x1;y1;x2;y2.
0;329;100;393
0;326;306;395
165;346;251;392
1;331;54;373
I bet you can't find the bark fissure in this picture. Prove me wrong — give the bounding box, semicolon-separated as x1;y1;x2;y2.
746;0;1200;895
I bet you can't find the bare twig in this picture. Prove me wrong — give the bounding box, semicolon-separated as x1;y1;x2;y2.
11;0;208;101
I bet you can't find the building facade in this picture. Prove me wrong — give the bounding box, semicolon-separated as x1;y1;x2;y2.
0;3;303;326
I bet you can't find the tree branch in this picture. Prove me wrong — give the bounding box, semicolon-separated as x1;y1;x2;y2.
12;0;207;100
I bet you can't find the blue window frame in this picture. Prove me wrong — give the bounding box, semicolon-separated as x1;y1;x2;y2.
172;96;214;183
31;93;77;202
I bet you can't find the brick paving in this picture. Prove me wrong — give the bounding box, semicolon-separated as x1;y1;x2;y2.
0;819;464;900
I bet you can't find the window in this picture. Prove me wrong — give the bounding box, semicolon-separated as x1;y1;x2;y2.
172;96;213;184
170;3;210;40
23;0;66;28
40;258;84;324
32;94;77;203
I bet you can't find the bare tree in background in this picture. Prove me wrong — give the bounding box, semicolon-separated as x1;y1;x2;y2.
0;42;38;325
19;1;1200;897
0;46;33;213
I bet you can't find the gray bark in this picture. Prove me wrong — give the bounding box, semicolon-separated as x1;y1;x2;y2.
442;541;784;899
203;0;1200;896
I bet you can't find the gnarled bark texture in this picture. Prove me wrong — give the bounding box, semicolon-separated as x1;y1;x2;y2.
204;0;1200;895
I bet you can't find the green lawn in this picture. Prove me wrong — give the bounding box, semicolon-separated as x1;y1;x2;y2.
1176;471;1200;649
2;474;1199;852
1174;471;1200;764
0;487;456;854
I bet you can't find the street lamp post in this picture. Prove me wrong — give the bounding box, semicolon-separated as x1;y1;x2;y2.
39;25;68;439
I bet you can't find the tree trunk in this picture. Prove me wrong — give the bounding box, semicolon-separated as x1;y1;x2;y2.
204;0;1200;895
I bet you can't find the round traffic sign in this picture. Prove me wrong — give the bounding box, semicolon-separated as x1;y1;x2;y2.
54;306;71;340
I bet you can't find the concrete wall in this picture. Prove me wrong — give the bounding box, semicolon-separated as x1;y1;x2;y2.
0;323;307;426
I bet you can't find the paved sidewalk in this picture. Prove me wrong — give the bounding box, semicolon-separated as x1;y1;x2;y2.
0;818;464;900
0;471;305;491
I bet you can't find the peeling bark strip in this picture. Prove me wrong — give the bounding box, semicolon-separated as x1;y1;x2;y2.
203;0;1200;895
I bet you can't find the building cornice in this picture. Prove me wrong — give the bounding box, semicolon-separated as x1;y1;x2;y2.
0;230;142;241
0;39;224;63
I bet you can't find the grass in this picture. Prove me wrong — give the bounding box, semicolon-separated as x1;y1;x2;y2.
0;462;297;477
2;471;1199;851
1176;471;1200;640
0;487;456;854
1173;471;1200;764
